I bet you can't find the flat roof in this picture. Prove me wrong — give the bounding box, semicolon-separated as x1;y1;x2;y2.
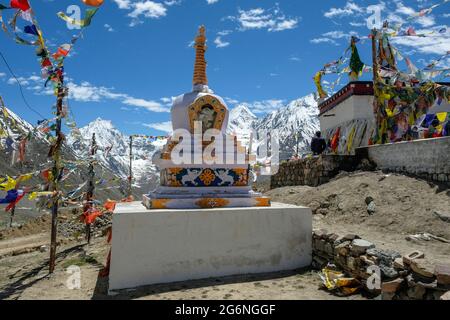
318;81;373;116
318;81;450;116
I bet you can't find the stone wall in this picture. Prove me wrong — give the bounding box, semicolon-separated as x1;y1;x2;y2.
360;136;450;186
312;229;450;300
270;155;361;189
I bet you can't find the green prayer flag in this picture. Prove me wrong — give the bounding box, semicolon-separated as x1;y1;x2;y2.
57;8;99;28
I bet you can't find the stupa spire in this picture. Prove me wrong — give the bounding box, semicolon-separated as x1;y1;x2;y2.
193;25;208;87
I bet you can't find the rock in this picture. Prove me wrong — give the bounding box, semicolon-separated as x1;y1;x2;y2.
394;257;405;270
403;250;425;266
320;201;331;209
10;222;22;228
346;256;359;271
317;208;329;216
365;196;374;205
39;245;48;253
367;248;401;266
314;229;329;239
343;234;360;241
335;241;351;256
333;236;346;246
367;202;376;215
410;259;435;279
324;242;334;255
382;278;404;293
381;291;396;300
327;233;339;243
441;291;450;300
351;239;375;255
360;255;376;266
435;264;450;286
380;264;399;280
309;201;321;214
316;239;326;253
407;285;426;300
433;211;450;223
415;279;438;290
312;256;327;269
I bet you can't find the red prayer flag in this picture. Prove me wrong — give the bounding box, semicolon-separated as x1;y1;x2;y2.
41;58;52;68
82;209;103;225
103;200;116;213
10;0;30;11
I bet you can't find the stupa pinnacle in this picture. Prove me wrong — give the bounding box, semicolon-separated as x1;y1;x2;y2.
193;25;208;88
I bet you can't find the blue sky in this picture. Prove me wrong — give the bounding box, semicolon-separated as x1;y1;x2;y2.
0;0;449;135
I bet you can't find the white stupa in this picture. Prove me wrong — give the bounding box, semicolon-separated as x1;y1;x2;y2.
143;26;270;209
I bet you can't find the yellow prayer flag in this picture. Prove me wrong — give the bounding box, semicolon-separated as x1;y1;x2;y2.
0;176;17;191
437;112;447;123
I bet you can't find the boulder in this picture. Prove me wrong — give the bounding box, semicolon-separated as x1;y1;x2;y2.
407;285;426;300
382;278;404;293
410;259;435;279
351;239;375;255
394;257;405;270
433;211;450;223
403;250;425;266
335;241;351;256
435;264;450;286
441;291;450;300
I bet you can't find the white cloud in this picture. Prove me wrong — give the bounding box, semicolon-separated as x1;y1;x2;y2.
113;0;131;9
310;38;338;45
128;1;166;18
113;0;167;26
214;36;230;48
6;74;170;113
0;72;6;78
394;2;436;27
214;30;232;48
324;2;364;18
391;26;450;55
123;97;169;113
143;121;173;133
206;0;219;4
164;0;181;5
104;24;114;32
231;5;299;32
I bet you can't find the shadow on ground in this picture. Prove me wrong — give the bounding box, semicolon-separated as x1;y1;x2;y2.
0;244;85;300
91;267;312;300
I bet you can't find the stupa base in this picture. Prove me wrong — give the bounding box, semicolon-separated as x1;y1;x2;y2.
142;194;270;209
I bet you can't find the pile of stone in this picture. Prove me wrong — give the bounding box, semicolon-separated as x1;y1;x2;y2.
58;210;112;240
312;229;450;300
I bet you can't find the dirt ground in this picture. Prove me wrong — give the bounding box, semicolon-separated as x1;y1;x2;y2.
0;237;364;300
0;170;449;300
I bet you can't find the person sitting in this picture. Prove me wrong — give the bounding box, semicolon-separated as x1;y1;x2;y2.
311;131;326;155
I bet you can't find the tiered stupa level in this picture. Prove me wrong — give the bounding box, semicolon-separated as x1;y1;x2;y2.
143;26;270;209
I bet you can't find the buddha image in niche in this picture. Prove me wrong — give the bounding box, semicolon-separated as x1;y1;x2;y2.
197;105;217;133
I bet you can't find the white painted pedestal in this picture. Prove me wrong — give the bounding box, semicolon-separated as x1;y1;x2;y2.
108;202;312;292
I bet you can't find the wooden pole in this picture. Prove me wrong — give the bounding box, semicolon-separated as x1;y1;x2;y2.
371;28;382;145
128;135;133;198
84;133;96;244
9;206;15;228
49;83;64;274
371;28;379;114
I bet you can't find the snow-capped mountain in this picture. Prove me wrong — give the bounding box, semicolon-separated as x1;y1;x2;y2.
67;118;160;192
228;94;320;160
0;107;123;201
227;104;258;146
